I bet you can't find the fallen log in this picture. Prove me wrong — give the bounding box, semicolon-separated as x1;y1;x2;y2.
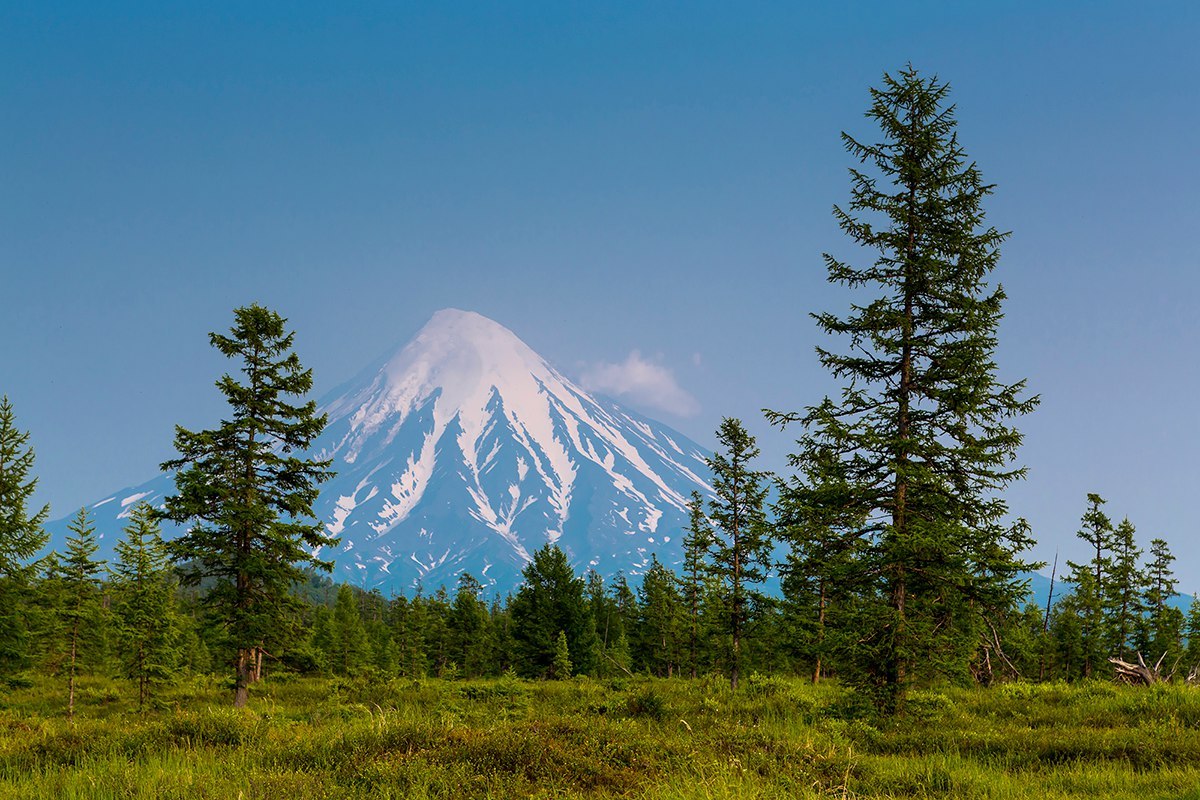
1108;651;1169;686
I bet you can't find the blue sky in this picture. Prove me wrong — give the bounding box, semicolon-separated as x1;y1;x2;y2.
3;2;1198;587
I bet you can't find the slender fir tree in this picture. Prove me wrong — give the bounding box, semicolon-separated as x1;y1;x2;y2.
1143;538;1180;663
0;396;51;680
0;396;48;579
60;508;105;719
1103;517;1142;660
551;630;572;680
449;572;490;677
1184;595;1200;674
637;555;683;677
159;304;335;706
678;491;712;679
704;417;771;691
1065;495;1113;677
111;503;179;709
329;584;371;676
767;67;1038;710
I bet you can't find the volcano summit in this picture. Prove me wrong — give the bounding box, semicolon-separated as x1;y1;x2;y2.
50;310;713;593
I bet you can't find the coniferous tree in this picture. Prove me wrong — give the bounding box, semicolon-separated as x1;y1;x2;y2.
486;595;516;676
679;492;711;679
423;588;453;677
1104;517;1143;661
1049;601;1086;681
1144;538;1178;619
584;570;620;675
778;503;866;685
159;304;335;707
310;606;336;673
1143;538;1181;664
367;621;398;677
609;629;632;676
1184;596;1200;674
330;584;371;676
1065;495;1113;677
551;630;572;680
60;508;105;718
766;67;1038;710
510;545;596;678
111;503;179;709
391;593;428;677
0;396;51;681
1059;570;1105;680
610;573;638;649
704;418;771;691
637;556;683;677
449;572;490;677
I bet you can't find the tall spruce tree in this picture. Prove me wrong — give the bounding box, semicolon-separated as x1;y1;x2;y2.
449;572;490;677
637;555;683;677
767;67;1037;710
704;417;771;691
60;508;105;718
160;304;335;707
679;492;712;679
329;584;371;676
111;503;179;709
1064;494;1113;677
1103;517;1142;660
0;396;51;680
0;396;48;579
1143;538;1180;662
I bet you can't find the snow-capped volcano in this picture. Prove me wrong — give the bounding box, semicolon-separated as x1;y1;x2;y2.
47;310;713;592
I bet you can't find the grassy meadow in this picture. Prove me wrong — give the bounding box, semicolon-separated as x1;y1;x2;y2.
2;675;1200;799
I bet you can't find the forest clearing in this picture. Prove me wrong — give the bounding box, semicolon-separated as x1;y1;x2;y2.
2;674;1198;799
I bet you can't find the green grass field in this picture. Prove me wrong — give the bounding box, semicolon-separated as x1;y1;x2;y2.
2;674;1199;799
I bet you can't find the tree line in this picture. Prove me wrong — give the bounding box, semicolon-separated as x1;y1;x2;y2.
2;67;1191;713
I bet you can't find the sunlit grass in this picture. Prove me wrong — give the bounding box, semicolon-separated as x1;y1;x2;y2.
2;673;1199;798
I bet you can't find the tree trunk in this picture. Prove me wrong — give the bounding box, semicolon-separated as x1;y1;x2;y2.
67;619;78;721
1040;553;1056;681
813;579;826;684
234;648;251;708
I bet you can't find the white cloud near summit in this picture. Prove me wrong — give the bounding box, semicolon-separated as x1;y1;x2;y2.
580;350;700;418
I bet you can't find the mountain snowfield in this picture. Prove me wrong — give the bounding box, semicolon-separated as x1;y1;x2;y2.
46;310;714;593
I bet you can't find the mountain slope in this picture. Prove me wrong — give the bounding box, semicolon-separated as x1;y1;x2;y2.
47;310;713;593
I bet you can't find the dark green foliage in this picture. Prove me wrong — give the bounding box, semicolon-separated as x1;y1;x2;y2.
390;593;428;678
1185;596;1200;673
551;631;572;679
678;492;711;679
60;508;106;717
328;585;371;676
510;545;597;678
636;556;683;677
0;395;51;681
110;503;179;708
768;67;1038;710
704;418;771;690
450;573;490;677
1103;517;1143;661
486;595;517;675
1064;495;1113;678
1143;538;1181;666
159;303;335;706
0;395;49;580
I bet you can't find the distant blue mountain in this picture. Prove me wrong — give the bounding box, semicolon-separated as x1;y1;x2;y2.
1022;570;1193;613
45;310;713;594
